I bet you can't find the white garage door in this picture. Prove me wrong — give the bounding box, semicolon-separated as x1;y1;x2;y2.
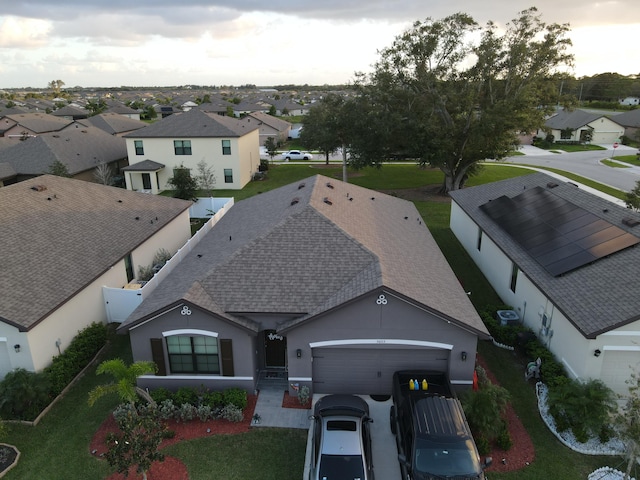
601;350;640;395
312;347;449;395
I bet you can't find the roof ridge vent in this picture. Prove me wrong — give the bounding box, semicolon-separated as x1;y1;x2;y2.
622;217;640;227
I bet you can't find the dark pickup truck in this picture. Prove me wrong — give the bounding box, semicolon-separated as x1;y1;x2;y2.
390;370;490;480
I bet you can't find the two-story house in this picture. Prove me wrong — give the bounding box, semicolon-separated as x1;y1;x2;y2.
122;109;260;193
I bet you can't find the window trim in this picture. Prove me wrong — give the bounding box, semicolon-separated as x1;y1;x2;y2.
134;140;144;155
165;333;220;374
222;139;231;155
224;168;233;183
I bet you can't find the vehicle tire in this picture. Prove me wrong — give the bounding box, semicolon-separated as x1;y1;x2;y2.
285;157;291;161
390;405;396;434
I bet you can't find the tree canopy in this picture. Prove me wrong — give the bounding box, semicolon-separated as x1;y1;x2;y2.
348;7;574;193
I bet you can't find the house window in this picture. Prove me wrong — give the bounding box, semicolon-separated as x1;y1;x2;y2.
174;140;192;155
134;140;144;155
510;263;519;293
477;228;483;251
124;253;134;283
222;139;231;155
224;169;233;183
166;335;220;374
560;128;573;140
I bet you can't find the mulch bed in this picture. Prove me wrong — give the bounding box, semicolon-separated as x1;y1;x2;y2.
476;355;536;473
91;365;534;479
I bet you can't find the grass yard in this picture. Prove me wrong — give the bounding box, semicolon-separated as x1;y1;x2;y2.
544;144;607;153
4;162;628;479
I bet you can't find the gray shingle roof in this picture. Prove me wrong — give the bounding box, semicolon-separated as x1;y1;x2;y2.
449;172;640;338
544;109;623;130
123;109;258;138
82;112;146;135
120;175;487;337
1;112;74;134
612;109;640;128
1;126;127;175
0;175;192;331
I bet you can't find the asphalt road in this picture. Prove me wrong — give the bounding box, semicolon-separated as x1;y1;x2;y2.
503;144;640;192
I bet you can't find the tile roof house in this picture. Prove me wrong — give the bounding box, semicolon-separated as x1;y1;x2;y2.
117;175;489;396
0;175;192;379
0;125;128;183
449;172;640;395
123;109;260;193
540;109;624;144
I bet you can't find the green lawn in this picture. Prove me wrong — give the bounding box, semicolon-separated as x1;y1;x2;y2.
611;154;640;166
543;144;607;153
4;162;628;479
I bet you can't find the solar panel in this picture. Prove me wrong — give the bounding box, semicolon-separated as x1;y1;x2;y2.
480;186;640;276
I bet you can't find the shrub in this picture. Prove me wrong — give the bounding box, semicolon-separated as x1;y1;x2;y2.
475;435;491;456
547;378;616;442
298;385;310;406
196;404;214;422
203;391;224;408
496;421;513;450
461;379;510;444
44;322;108;397
150;387;173;404
176;403;196;422
173;387;198;407
223;388;247;410
0;368;51;420
220;404;244;423
158;399;176;421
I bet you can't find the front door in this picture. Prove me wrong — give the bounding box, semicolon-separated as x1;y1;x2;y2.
264;330;286;368
142;173;152;190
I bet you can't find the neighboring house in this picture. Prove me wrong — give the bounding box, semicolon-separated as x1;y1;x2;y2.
539;109;624;144
239;111;291;145
0;125;128;183
104;102;142;121
117;175;489;397
51;104;89;120
610;109;640;141
0;112;74;138
620;97;640;106
81;112;147;137
123;109;260;193
449;172;640;396
271;99;310;116
0;175;192;380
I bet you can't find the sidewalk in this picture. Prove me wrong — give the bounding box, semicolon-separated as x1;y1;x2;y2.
251;387;311;429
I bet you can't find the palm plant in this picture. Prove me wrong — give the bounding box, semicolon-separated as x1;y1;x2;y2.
88;359;157;406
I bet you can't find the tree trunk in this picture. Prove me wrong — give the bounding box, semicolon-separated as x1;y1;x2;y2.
325;152;329;165
342;148;348;183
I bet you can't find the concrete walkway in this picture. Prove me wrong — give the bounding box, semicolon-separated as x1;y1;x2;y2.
251;386;311;429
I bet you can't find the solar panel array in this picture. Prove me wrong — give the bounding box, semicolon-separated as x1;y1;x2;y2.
480;186;640;276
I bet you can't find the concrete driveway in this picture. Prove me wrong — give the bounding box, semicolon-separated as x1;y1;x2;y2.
303;394;402;480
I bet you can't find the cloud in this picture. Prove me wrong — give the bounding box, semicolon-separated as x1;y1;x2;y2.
0;17;51;48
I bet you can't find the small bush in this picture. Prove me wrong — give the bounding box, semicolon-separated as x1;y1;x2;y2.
220;404;244;422
0;369;51;420
298;385;310;406
173;387;199;407
150;387;173;404
176;403;196;422
196;404;214;422
158;399;176;421
475;435;491;456
203;391;224;408
496;422;513;450
223;388;247;410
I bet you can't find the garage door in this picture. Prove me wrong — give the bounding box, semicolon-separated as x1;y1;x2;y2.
601;350;640;395
312;347;449;395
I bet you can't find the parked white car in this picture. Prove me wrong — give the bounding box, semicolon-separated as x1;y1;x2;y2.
281;150;313;161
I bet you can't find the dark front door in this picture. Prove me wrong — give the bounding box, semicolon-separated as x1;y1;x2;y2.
264;330;286;368
142;173;152;190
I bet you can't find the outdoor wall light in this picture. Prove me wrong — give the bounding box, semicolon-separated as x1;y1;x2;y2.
296;349;302;359
594;349;602;357
13;344;20;353
461;351;467;361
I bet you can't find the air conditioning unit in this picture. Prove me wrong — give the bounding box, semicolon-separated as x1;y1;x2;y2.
496;310;520;326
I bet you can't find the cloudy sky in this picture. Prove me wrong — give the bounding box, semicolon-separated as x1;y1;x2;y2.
0;1;638;89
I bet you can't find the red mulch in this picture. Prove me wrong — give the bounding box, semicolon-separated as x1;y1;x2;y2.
92;362;535;479
282;391;311;409
476;355;536;473
92;395;257;480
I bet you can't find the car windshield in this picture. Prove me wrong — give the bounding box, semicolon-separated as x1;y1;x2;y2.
319;454;365;479
414;438;481;477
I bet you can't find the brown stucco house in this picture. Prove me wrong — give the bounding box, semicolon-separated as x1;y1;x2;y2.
117;175;489;396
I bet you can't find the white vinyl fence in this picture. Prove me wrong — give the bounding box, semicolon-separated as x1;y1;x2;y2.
103;197;234;323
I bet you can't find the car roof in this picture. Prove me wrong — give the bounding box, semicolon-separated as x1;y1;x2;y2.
321;417;363;455
314;394;370;417
413;396;470;438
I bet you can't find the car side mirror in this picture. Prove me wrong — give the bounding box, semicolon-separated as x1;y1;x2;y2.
364;415;374;423
483;457;493;469
397;453;409;467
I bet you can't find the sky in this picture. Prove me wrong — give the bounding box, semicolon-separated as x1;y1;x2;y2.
0;1;638;89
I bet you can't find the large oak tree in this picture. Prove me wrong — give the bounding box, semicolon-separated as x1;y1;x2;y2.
349;8;574;193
